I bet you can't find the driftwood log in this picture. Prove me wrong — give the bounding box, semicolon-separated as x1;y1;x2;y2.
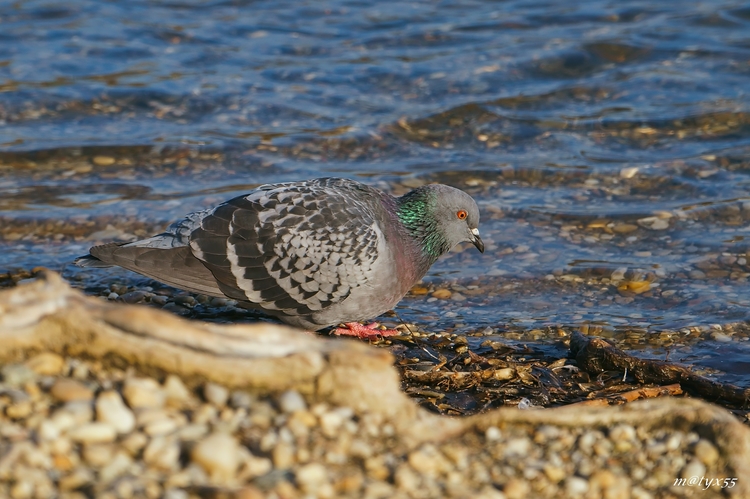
571;331;750;406
2;271;750;496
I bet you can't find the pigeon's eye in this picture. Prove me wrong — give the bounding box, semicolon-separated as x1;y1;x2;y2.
457;210;468;220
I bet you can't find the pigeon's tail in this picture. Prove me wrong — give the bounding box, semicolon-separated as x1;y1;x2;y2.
75;243;226;298
74;254;113;268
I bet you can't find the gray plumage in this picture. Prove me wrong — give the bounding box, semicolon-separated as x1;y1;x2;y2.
76;177;483;330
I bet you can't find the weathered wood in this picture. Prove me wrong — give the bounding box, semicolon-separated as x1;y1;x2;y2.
571;331;750;406
2;271;750;495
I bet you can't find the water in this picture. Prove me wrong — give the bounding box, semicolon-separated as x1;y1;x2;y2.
2;0;750;386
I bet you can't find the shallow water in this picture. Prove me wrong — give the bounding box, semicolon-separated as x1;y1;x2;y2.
2;1;750;388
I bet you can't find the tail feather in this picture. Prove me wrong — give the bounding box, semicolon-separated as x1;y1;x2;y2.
76;243;226;298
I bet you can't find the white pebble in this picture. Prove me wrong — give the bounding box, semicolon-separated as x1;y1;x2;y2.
485;426;502;441
565;476;589;495
67;422;117;443
123;377;165;409
191;432;241;483
278;390;307;413
96;391;135;434
203;383;229;407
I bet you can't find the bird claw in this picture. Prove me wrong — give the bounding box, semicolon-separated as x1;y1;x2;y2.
332;322;400;339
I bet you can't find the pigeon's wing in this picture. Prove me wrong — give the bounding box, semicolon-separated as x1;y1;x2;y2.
188;178;383;316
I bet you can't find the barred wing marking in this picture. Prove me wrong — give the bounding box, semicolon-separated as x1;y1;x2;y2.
189;179;382;315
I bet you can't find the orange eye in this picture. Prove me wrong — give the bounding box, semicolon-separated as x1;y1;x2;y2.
457;210;468;220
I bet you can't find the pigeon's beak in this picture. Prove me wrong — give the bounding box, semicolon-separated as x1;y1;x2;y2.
469;227;484;253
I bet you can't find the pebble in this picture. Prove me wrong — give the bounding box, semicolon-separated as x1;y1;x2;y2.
0;351;733;498
278;390;307;413
96;391;136;434
503;478;530;499
191;432;241;482
99;451;134;484
163;374;193;408
680;458;706;480
143;436;181;471
92;155;116;166
24;352;65;375
296;463;329;493
82;443;115;467
693;439;719;466
485;426;502;441
1;364;37;386
123;377;165;409
50;379;94;402
204;382;229;407
67;422;117;443
565;476;589;495
432;289;452;299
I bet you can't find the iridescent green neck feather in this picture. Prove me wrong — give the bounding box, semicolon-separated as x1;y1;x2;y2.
396;188;450;260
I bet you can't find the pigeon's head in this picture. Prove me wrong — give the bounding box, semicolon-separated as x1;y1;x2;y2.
397;184;484;259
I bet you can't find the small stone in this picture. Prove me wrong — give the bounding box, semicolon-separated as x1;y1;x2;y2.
272;441;296;469
620;166;639;178
6;400;33;419
589;470;616;489
204;382;229;407
543;464;566;483
163;375;193;408
681;459;706;480
123;377;165;409
120;290;147;304
144;436;181;471
144;417;178;436
50;379;94;402
278;390;307;413
230;391;254;409
121;432;148;456
1;364;37;386
609;424;636;442
99;451;133;484
485;426;502;441
67;422;117;443
503;438;530;457
503;478;530;499
24;352;65;375
693;439;720;466
408;445;449;475
395;466;421;492
320;411;344;438
191;432;241;482
432;289;452;299
93;155;116;166
565;476;589;496
296;463;329;493
96;391;135;434
82;443;115;467
10;479;34;499
59;468;94;491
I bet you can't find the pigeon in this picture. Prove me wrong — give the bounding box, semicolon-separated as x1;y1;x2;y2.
76;177;484;338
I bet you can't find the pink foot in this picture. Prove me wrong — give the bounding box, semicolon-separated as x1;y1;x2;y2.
332;322;400;339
